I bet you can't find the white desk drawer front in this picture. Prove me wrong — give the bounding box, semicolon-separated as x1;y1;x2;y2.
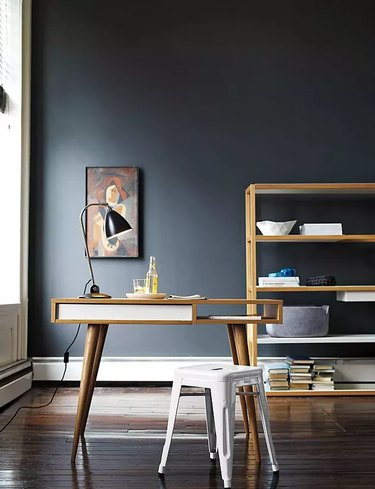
56;303;193;322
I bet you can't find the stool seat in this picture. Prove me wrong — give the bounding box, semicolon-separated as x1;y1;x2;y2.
175;363;263;382
158;363;279;488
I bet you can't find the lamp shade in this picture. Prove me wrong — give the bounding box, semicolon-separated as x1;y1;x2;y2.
104;208;132;239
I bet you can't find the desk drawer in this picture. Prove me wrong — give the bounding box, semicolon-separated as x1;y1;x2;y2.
55;303;193;323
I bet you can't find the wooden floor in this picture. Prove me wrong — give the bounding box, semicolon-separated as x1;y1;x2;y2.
1;386;375;488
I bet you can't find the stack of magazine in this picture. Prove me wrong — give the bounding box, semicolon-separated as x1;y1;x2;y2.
258;276;300;287
286;356;314;390
299;223;343;235
265;363;290;391
311;363;335;391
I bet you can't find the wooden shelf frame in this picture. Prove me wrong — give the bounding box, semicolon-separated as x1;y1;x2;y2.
245;182;375;396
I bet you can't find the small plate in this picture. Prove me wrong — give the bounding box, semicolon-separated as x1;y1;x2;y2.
126;293;167;299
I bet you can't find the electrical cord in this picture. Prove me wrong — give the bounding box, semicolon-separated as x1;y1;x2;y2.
0;279;91;434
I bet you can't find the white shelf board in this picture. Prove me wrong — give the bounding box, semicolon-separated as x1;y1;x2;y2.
258;334;375;344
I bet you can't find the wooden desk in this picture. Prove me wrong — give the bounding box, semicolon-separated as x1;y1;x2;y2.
51;298;282;462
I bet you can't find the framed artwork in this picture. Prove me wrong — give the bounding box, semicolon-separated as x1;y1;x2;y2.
86;166;139;258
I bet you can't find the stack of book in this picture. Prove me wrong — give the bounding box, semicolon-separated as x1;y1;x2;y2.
258;276;300;287
299;223;343;235
265;364;290;391
286;356;314;390
311;363;335;391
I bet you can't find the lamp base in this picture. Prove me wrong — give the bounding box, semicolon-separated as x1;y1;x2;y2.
79;292;112;299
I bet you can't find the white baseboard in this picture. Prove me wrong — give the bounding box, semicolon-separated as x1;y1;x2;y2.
32;356;375;382
32;357;232;382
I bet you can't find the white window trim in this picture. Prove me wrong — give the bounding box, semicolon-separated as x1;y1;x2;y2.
0;0;31;370
19;0;32;359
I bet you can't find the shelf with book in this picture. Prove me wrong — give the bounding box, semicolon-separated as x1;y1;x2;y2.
245;182;375;396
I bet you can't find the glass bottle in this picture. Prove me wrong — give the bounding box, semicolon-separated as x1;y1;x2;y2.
146;256;158;293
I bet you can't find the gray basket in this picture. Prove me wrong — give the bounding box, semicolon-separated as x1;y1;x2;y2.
266;305;329;337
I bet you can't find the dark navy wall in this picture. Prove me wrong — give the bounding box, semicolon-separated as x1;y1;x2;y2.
29;0;375;358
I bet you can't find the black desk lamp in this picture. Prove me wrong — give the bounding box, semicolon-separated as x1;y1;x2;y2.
80;203;132;298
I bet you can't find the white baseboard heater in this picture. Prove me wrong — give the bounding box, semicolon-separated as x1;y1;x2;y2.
0;359;33;408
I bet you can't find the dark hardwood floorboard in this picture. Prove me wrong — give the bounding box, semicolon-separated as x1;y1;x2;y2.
1;387;375;488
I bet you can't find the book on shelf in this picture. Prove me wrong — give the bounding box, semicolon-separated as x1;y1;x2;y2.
311;383;335;391
299;223;343;235
265;363;289;389
267;380;290;391
269;379;289;387
264;364;289;384
312;378;334;385
289;365;312;374
289;383;311;390
265;363;289;373
290;378;313;384
258;276;300;287
268;373;288;380
290;373;312;381
286;356;315;366
313;364;335;371
311;363;335;390
313;371;334;379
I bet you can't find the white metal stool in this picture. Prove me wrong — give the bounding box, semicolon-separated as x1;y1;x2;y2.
158;363;279;488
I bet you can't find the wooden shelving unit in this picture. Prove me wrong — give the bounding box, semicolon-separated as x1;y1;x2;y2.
245;182;375;396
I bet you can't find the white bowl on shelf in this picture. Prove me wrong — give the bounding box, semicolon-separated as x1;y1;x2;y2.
256;220;297;236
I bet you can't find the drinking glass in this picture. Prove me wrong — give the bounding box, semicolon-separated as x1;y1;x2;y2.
133;279;149;294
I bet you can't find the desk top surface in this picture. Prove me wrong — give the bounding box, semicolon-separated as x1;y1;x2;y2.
51;298;282;325
51;297;281;305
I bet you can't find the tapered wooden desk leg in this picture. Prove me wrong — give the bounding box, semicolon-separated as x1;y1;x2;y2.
227;324;249;435
232;324;261;463
71;324;100;463
80;324;109;436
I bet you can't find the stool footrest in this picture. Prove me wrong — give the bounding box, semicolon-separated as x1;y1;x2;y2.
179;392;205;396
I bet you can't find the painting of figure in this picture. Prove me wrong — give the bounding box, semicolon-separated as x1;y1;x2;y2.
86;167;139;257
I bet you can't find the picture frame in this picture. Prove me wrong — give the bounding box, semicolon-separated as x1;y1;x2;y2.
86;166;139;258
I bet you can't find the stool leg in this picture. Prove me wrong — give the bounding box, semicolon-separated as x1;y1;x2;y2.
204;388;217;459
158;379;182;474
211;381;235;488
256;375;279;472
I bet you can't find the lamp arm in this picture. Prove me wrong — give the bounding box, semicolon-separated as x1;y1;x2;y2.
79;202;110;291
